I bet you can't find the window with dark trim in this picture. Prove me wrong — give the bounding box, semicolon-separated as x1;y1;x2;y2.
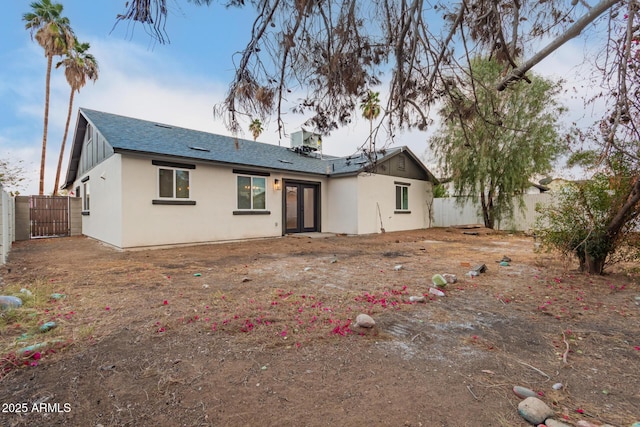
83;181;90;212
395;184;409;211
237;175;266;210
158;167;190;199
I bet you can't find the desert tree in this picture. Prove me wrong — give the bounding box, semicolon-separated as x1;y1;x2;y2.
535;1;640;274
53;39;99;195
23;0;74;195
429;58;566;229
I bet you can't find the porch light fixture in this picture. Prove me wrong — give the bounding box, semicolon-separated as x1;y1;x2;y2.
273;179;281;191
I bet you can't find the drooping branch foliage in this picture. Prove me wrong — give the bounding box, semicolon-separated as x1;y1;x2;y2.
114;0;628;138
429;58;565;229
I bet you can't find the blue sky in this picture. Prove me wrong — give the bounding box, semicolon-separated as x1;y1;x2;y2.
1;1;603;195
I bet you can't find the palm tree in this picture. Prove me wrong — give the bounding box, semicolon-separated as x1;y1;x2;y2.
23;0;74;195
249;118;264;141
360;90;381;153
53;39;99;195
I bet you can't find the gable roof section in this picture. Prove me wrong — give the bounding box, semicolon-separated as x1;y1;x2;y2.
64;108;436;187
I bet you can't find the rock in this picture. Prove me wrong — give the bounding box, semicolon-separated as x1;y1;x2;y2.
442;273;457;284
499;261;510;266
513;385;538;399
355;313;375;328
39;321;57;333
499;255;512;263
432;274;447;288
409;295;426;303
20;288;33;296
466;270;479;277
0;296;23;310
630;423;640;427
471;264;487;274
545;419;572;427
428;287;445;297
241;277;252;283
303;267;312;272
50;293;65;300
394;265;403;271
517;397;554;425
19;342;49;355
551;382;563;390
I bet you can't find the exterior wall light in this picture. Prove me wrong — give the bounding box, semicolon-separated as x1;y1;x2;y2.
274;179;281;191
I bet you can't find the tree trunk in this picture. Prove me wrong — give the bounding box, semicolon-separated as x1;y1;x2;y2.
606;176;640;240
584;253;606;275
480;192;494;229
53;90;75;196
480;191;496;229
40;54;53;196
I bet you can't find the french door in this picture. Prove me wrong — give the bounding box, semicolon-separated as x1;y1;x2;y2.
284;182;319;233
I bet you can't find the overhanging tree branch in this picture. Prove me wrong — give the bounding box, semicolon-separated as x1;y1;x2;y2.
496;0;622;91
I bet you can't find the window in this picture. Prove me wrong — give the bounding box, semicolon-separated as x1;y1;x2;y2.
395;185;408;211
83;182;90;211
158;168;190;199
237;176;266;210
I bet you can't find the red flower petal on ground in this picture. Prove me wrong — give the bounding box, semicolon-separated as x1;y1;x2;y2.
163;300;168;305
634;346;640;351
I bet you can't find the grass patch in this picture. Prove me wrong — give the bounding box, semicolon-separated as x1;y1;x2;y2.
0;279;70;378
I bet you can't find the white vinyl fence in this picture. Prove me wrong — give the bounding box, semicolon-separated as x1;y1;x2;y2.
0;186;15;264
432;193;553;231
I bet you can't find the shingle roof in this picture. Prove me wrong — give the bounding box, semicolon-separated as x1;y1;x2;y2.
65;108;433;186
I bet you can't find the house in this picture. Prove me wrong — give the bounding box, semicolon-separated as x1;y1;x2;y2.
62;109;438;249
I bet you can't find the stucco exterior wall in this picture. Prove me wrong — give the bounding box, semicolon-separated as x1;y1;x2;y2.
73;152;433;248
118;156;331;248
325;176;359;234
356;174;433;235
77;154;124;248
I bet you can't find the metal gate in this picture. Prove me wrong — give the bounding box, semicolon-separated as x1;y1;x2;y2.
29;196;70;238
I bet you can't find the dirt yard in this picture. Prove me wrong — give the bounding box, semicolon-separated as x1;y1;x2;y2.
0;228;638;427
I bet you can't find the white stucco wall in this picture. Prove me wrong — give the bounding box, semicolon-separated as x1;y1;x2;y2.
77;154;123;248
324;176;359;234
118;156;293;248
356;174;433;234
75;153;432;248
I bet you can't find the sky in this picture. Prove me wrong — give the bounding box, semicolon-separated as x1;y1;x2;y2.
0;0;605;195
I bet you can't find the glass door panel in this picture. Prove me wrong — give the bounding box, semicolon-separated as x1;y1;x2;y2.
303;187;315;230
285;185;298;230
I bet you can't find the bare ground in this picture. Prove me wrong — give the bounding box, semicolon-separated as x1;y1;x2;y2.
0;228;639;427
